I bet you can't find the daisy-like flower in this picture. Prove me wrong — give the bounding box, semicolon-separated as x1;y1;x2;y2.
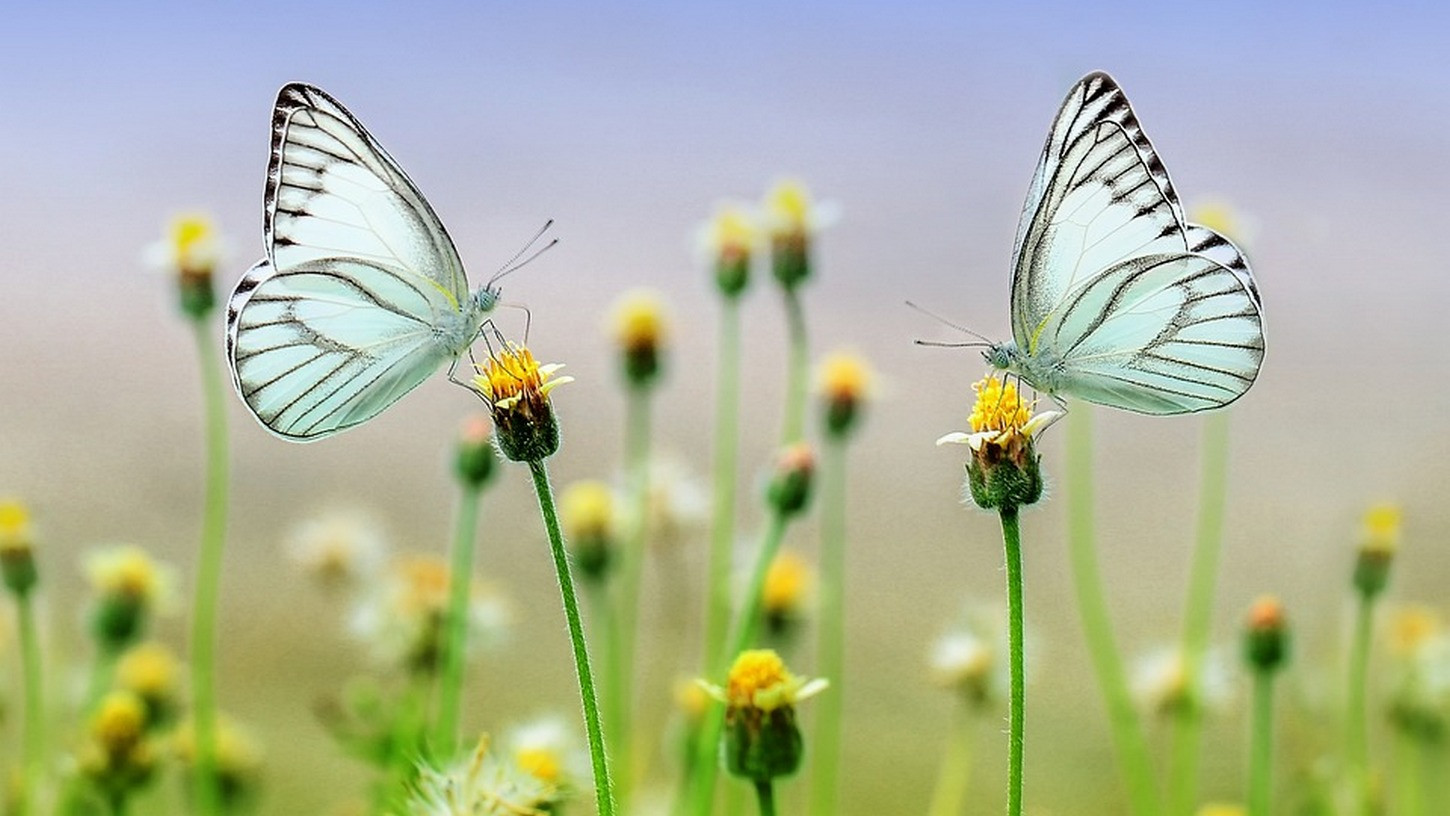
561;480;617;581
817;351;874;439
78;690;156;800
350;554;511;674
1354;503;1401;598
400;736;555;816
83;544;177;652
285;509;389;589
761;179;837;291
472;342;573;463
762;549;814;638
0;498;37;597
1385;605;1450;742
929;606;1015;709
1131;644;1234;719
697;201;757;297
143;212;229;319
505;716;583;801
936;376;1059;511
116;641;182;727
610;289;669;388
642;456;709;550
701;649;828;783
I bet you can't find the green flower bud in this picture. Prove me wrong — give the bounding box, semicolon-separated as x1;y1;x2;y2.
1243;596;1290;674
766;444;815;518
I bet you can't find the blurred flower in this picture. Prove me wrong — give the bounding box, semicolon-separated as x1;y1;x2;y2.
937;376;1056;511
115;641;182;727
174;713;263;810
1388;604;1443;658
929;610;1007;709
817;351;874;439
402;736;554;816
1189;199;1255;247
78;690;156;800
767;443;815;518
472;342;572;462
0;498;37;597
83;544;177;652
505;716;583;800
1386;604;1450;743
1354;503;1401;598
1195;805;1247;816
674;676;713;728
761;179;837;291
1242;595;1290;674
643;456;709;549
702;649;827;783
350;554;511;674
144;212;228;319
561;480;617;582
610;289;669;388
1132;644;1233;719
455;414;499;490
762;549;814;638
286;509;389;589
697;201;756;297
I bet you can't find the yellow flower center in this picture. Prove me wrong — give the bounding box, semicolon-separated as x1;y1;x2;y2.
818;352;871;404
763;550;811;613
117;643;179;697
968;376;1033;435
1389;605;1442;657
515;746;562;783
1362;503;1401;554
0;500;31;548
398;555;451;612
562;481;614;540
707;205;756;257
726;649;793;710
611;291;667;352
473;343;570;411
93;691;146;750
764;179;813;236
93;547;161;600
171;214;213;254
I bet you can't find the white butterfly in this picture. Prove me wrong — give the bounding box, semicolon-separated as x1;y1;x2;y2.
985;71;1264;414
226;83;510;441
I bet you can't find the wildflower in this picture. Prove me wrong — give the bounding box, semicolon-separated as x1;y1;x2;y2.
1385;605;1450;742
930;622;1004;708
115;641;182;727
561;480;617;581
455;414;499;490
144;212;227;319
702;649;827;783
174;714;263;809
762;549;814;638
1354;503;1400;598
83;544;176;652
1243;596;1290;674
642;456;709;549
286;509;388;589
0;499;37;597
1131;644;1233;718
817;351;874;440
401;736;554;815
675;677;713;728
472;342;573;463
766;443;815;518
936;376;1058;512
698;202;756;298
350;554;511;673
762;179;836;291
78;690;156;799
506;717;581;800
610;289;669;388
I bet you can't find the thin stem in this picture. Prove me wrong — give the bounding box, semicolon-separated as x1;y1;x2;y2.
809;437;848;816
1248;670;1275;816
1167;410;1232;814
926;704;974;816
689;509;793;815
527;459;616;816
1348;590;1376;813
84;645;120;714
1395;732;1427;816
780;287;809;445
434;483;483;754
754;780;777;816
17;592;44;814
704;298;743;702
188;317;229;816
1000;507;1026;816
1065;406;1161;816
614;382;653;799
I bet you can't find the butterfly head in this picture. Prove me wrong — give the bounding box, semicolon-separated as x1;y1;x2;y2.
473;285;502;314
984;342;1017;372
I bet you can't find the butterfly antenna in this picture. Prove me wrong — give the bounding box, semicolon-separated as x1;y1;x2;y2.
914;339;991;349
487;219;557;287
905;300;995;344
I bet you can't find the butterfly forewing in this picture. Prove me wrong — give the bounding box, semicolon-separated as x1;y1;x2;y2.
266;83;469;308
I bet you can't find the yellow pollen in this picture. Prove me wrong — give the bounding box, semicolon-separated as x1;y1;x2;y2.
968;376;1033;434
515;746;562;783
611;291;667;351
170;214;213;253
473;343;569;410
764;179;813;235
726;649;792;708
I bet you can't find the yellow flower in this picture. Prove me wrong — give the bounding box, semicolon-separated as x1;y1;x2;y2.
1361;503;1402;555
817;351;874;438
762;549;814;628
717;649;827;713
174;714;263;806
703;649;827;783
80;690;157;795
145;212;226;277
609;289;669;387
116;642;182;723
93;691;147;754
472;342;572;462
0;499;36;597
84;545;174;609
506;717;579;795
351;554;512;672
699;201;757;297
937;376;1057;510
1132;645;1232;718
286;510;388;588
0;499;32;550
1389;605;1444;658
404;736;554;815
762;178;836;290
561;481;616;543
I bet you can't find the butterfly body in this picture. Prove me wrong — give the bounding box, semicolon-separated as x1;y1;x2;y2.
226;83;500;441
991;72;1264;415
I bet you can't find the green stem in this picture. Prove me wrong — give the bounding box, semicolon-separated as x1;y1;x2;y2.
613;382;653;799
780;287;809;445
926;705;974;816
434;484;483;754
189;317;229;816
1248;670;1275;816
17;592;44;814
527;459;616;816
1396;732;1426;816
809;437;848;816
1348;590;1376;813
1065;405;1161;816
704;298;743;700
754;780;777;816
689;509;793;815
1167;410;1232;814
1000;507;1026;816
85;645;120;714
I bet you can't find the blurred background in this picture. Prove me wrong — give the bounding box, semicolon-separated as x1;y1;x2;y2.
2;1;1449;812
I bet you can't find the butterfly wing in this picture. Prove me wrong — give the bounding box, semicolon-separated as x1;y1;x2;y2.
1009;72;1263;413
266;83;469;310
226;259;457;440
